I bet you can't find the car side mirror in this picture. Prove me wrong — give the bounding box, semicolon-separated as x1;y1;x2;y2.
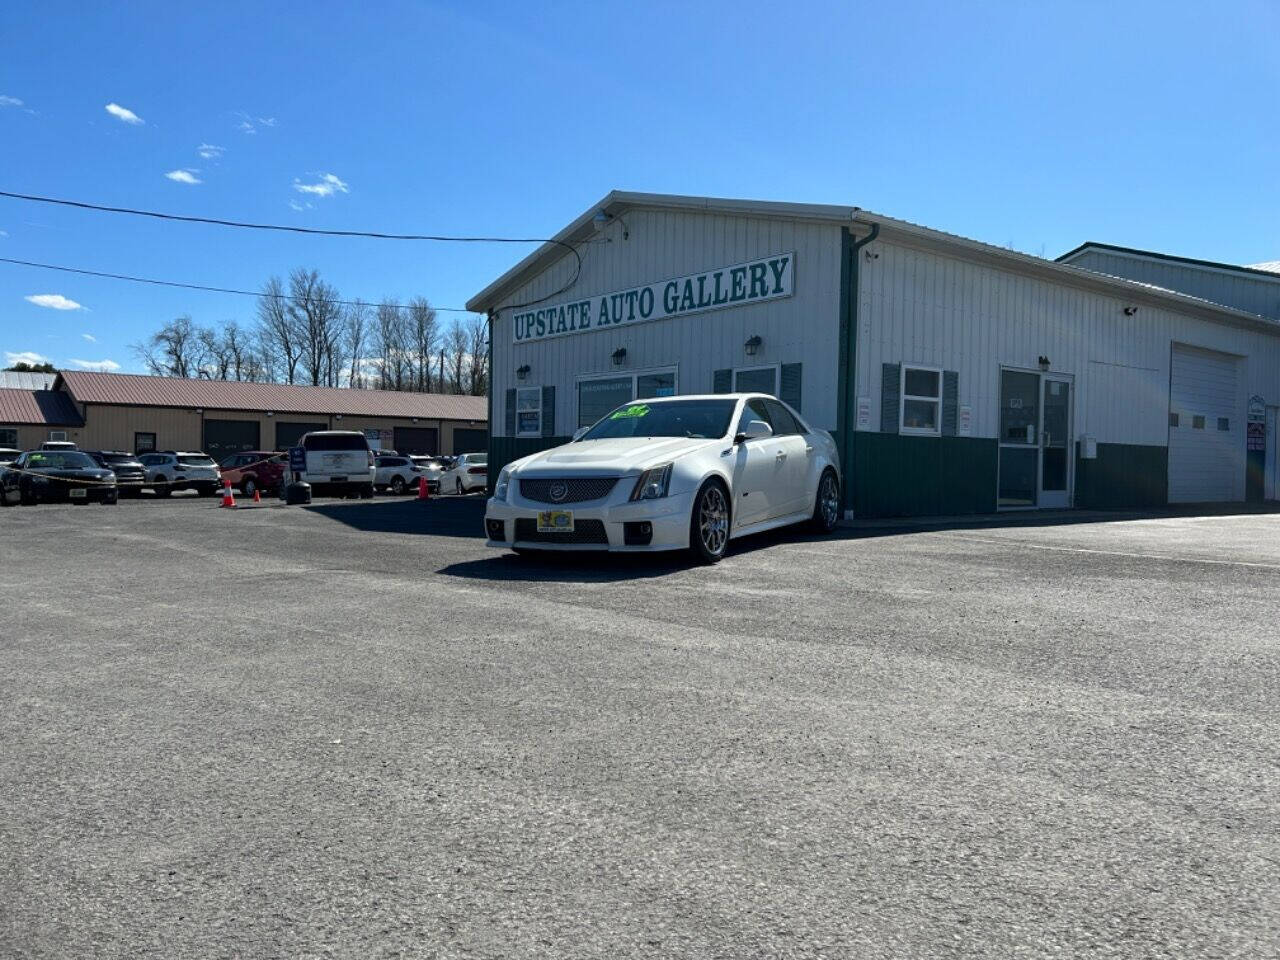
734;419;773;444
571;427;589;441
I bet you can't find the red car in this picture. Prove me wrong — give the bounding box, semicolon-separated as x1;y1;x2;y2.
218;451;288;497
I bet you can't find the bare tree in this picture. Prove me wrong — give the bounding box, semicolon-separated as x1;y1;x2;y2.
344;299;370;388
465;314;489;396
288;268;345;387
134;315;207;378
375;299;408;390
257;276;302;384
407;297;438;391
444;319;468;394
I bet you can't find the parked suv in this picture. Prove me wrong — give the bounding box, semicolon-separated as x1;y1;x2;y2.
374;454;423;495
219;451;287;498
139;451;222;497
286;431;375;498
86;450;147;497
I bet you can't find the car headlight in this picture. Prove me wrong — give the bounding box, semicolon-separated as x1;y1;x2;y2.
493;467;511;502
630;463;673;501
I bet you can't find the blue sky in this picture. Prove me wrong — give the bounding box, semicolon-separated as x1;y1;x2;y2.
2;0;1276;374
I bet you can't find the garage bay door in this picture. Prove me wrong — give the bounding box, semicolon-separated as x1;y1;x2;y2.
204;419;260;460
275;420;328;450
452;428;487;454
1168;344;1244;503
393;426;438;456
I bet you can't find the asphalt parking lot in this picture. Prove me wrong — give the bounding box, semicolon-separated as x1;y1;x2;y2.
2;497;1278;959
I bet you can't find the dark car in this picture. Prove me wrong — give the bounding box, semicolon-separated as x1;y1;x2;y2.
86;450;147;497
0;450;118;506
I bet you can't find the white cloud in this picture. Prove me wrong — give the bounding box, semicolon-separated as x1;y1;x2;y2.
238;120;256;134
0;95;22;108
81;333;97;342
293;173;349;197
25;293;83;310
258;116;277;127
288;199;313;212
105;102;144;125
4;351;49;366
69;358;121;372
0;230;8;237
197;143;224;160
165;168;202;184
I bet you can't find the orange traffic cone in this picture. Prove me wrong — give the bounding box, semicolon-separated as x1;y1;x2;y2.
220;481;237;508
417;476;430;500
252;489;261;504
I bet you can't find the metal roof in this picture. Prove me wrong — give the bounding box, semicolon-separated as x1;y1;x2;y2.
56;371;488;422
1248;261;1280;275
1057;242;1280;283
466;191;1278;334
0;388;84;426
0;371;57;390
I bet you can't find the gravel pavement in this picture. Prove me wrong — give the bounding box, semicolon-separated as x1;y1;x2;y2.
2;496;1277;959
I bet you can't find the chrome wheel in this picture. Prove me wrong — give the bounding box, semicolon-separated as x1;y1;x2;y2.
698;485;729;556
819;472;839;528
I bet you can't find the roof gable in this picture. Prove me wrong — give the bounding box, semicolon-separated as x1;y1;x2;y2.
0;388;84;426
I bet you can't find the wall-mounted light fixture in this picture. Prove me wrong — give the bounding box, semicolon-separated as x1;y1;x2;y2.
1123;306;1138;316
611;347;627;366
516;364;531;381
194;408;203;414
412;418;419;424
1038;355;1050;371
744;335;763;357
266;411;274;418
335;414;344;421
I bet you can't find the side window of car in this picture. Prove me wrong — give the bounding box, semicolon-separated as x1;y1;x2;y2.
737;398;773;437
764;400;801;437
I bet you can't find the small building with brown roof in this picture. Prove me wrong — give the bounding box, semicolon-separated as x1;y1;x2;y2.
0;371;487;459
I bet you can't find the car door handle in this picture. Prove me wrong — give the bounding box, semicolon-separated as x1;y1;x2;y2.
805;445;814;455
776;452;787;462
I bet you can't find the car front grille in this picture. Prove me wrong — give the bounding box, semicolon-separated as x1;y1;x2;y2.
514;518;610;545
519;477;619;504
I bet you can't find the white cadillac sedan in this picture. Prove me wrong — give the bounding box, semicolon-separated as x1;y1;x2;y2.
484;394;841;563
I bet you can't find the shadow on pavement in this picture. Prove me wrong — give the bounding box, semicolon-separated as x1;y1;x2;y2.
302;494;487;538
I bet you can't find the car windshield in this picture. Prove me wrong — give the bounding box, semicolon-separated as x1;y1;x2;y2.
26;452;96;470
178;454;216;466
581;399;737;440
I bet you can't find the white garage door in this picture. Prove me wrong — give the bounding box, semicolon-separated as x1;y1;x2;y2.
1168;344;1244;503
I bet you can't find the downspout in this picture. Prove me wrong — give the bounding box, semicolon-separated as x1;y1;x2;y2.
836;219;879;517
485;310;495;490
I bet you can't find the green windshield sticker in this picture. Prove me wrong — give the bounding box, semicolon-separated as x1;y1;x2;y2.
610;403;650;420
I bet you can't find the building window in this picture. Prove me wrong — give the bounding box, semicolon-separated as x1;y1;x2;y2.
515;387;542;437
1169;412;1179;428
900;365;942;435
0;427;16;448
1192;415;1205;430
135;432;157;453
734;365;778;396
578;368;677;428
48;430;67;442
1217;417;1230;431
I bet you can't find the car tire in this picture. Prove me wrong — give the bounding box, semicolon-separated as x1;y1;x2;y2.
360;484;374;500
811;469;840;534
391;476;406;496
688;479;730;564
198;486;216;498
155;478;172;497
20;486;36;506
243;477;257;499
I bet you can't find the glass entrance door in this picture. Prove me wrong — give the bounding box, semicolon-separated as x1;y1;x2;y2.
998;369;1074;509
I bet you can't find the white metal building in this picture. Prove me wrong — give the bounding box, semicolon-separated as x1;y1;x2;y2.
469;193;1280;517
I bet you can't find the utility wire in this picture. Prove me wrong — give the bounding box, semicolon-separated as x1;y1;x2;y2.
0;189;586;309
0;256;477;313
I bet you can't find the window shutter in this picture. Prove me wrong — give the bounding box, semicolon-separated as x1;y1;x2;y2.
541;385;555;437
780;363;802;412
713;368;732;394
942;370;959;436
880;363;900;434
505;388;516;436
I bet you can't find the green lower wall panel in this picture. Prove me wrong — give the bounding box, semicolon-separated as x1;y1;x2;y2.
1074;443;1168;510
487;436;570;488
852;433;998;518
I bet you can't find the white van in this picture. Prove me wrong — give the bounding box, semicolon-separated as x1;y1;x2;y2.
288;430;375;498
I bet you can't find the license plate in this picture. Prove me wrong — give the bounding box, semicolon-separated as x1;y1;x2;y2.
69;488;86;498
537;510;574;533
331;475;347;482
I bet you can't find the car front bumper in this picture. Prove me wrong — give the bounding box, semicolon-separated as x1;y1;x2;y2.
484;490;693;552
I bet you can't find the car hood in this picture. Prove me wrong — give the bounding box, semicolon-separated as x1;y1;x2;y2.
512;436;723;476
33;469;115;481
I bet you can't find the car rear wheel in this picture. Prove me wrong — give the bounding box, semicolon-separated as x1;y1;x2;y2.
155;478;171;497
242;477;257;498
359;484;374;500
391;475;406;495
688;480;730;564
811;469;840;533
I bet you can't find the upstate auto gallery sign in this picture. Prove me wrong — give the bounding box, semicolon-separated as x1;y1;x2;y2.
511;252;795;344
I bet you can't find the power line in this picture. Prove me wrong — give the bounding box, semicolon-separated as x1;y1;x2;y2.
0;189;586;309
0;256;477;313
